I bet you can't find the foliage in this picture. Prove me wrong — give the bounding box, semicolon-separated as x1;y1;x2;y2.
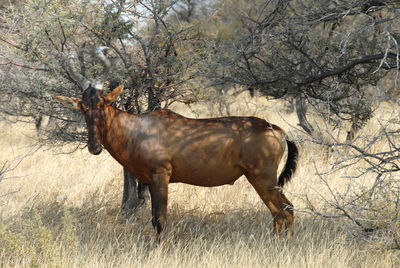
202;0;400;136
0;0;204;144
3;0;398;140
301;112;400;249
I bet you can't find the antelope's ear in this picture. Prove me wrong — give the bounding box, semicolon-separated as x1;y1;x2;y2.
56;96;82;110
104;85;124;104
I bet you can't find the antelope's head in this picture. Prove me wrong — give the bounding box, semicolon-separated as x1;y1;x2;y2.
56;47;123;155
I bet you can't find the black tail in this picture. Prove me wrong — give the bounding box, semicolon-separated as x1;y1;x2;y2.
278;140;298;187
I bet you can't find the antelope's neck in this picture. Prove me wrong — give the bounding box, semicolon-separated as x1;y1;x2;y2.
100;106;138;157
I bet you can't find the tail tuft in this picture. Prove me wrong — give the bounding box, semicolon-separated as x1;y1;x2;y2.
278;140;298;187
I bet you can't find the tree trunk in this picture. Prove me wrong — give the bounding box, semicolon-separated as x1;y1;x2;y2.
295;94;314;135
120;92;150;214
121;168;149;213
147;86;162;111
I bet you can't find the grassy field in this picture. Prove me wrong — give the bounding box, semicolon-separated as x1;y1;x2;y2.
1;91;399;267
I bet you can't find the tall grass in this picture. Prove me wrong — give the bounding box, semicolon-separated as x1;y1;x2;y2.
1;92;399;267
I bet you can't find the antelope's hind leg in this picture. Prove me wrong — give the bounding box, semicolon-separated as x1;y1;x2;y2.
246;173;294;238
279;192;294;238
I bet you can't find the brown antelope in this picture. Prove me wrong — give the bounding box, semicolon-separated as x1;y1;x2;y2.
57;47;298;239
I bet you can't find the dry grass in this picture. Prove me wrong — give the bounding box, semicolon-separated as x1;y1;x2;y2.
1;91;399;267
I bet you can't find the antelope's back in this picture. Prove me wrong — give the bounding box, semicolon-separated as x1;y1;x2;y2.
150;110;285;185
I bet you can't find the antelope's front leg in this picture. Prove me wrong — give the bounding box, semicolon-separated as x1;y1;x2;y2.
148;167;171;241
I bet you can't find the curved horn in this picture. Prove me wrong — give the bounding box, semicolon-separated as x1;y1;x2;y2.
92;46;111;90
67;52;90;91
